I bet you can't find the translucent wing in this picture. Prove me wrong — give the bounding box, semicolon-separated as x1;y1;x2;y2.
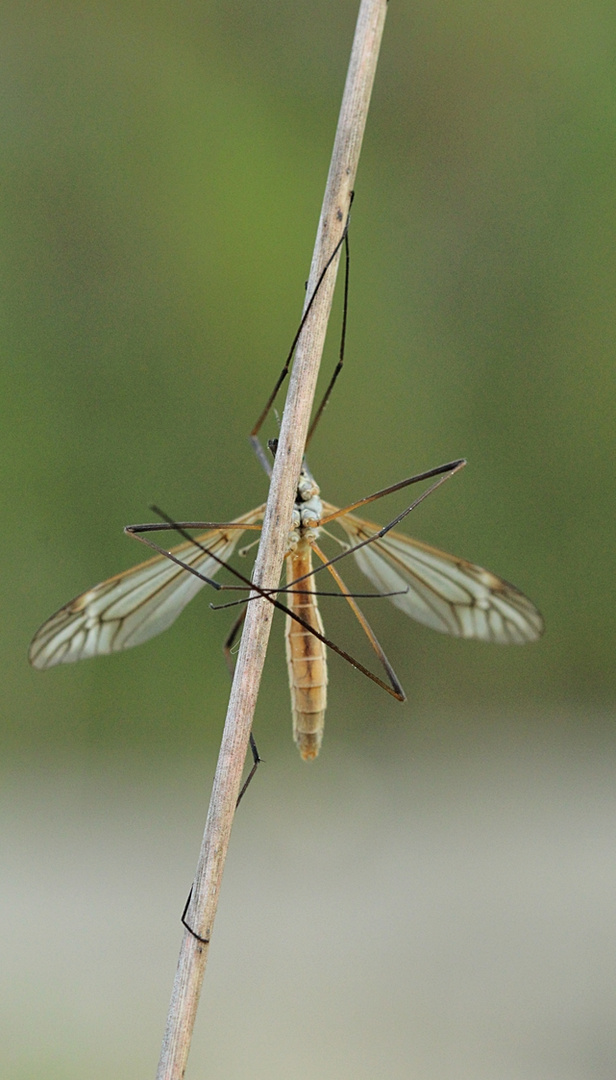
29;506;265;669
325;505;544;644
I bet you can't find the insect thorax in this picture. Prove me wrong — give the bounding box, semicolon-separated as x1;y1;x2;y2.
286;465;322;553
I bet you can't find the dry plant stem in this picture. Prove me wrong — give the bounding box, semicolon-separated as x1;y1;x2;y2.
156;2;388;1077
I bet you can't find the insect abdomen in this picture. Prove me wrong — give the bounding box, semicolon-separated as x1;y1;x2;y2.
284;551;328;760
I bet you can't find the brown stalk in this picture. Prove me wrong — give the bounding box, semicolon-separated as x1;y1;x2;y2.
156;3;388;1076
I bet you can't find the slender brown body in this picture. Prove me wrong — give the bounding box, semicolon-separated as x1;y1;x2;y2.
285;543;328;760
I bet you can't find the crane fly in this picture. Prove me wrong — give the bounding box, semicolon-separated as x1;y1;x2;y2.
28;205;544;762
28;455;543;759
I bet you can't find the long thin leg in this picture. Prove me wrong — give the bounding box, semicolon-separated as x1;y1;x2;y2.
123;514;263;594
181;610;259;942
225;459;467;601
319;458;467;526
310;540;405;699
222;607;263;806
129;509;268;813
125;462;465;699
181;887;207;943
124;509;264;594
127;508;404;699
236;734;262;808
304;226;351;450
249;193;354;474
210;582;407;611
126;520;263;534
127;516;405;610
222;608;247;678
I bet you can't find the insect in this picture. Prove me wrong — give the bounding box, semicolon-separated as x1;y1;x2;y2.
29;215;544;761
28;452;543;758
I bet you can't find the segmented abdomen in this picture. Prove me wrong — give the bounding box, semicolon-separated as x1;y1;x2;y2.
284;547;328;760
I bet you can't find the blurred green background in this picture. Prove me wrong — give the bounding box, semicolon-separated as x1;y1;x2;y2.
2;2;615;1077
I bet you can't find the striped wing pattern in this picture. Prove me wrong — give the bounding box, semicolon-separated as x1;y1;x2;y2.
326;505;544;645
29;507;265;669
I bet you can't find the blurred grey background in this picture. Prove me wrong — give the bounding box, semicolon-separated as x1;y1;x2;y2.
2;2;615;1077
